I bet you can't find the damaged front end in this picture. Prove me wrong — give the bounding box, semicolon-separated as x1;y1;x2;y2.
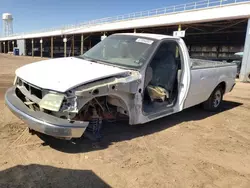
8;71;141;139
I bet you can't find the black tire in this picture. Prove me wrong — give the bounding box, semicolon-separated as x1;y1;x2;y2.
203;86;223;111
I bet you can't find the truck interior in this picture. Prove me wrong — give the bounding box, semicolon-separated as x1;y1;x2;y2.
143;40;183;113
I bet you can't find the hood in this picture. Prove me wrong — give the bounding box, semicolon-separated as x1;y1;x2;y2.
16;57;131;92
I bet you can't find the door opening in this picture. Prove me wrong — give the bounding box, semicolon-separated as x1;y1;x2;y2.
143;41;182;113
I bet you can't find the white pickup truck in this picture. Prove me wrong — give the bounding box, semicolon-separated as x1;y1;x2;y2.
5;33;237;139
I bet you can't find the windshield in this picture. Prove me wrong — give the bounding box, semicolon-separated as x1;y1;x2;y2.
80;35;157;69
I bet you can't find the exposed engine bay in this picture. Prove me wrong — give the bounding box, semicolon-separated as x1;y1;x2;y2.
14;74;136;140
73;96;129;139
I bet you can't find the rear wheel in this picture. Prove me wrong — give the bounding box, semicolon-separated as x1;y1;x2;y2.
203;86;223;111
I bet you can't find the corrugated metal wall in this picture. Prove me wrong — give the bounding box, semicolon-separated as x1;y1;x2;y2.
17;39;26;56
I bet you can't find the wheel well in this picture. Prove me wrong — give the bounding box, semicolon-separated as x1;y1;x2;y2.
76;95;130;122
217;82;226;94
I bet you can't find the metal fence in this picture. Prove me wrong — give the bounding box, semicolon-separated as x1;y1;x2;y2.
4;0;250;37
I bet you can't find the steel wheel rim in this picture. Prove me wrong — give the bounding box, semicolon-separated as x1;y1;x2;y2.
213;90;221;108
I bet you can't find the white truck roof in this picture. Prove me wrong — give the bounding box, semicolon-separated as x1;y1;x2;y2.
115;33;178;40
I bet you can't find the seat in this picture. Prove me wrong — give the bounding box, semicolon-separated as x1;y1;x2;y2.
150;51;178;98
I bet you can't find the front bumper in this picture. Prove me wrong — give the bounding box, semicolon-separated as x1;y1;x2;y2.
5;87;88;138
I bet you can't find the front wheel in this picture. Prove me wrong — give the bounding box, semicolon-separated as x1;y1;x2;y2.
202;86;223;111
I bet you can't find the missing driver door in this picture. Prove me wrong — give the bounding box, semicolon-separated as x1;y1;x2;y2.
143;39;190;117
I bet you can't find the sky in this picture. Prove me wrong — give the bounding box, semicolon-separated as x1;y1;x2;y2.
0;0;192;34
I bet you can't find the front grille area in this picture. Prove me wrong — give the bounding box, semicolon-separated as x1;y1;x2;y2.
30;86;42;99
17;78;43;99
23;82;29;91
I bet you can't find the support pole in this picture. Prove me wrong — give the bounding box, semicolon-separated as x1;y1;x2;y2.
12;41;15;52
134;29;136;33
72;35;75;56
240;18;250;82
51;37;53;58
23;39;27;56
176;25;182;57
63;37;67;57
178;24;181;31
40;38;43;58
31;39;34;57
3;42;6;53
81;34;84;55
7;41;10;53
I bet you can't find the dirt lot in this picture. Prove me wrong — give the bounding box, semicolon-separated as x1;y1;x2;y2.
0;54;250;188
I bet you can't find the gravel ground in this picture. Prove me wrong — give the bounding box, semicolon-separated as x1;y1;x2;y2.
0;54;250;188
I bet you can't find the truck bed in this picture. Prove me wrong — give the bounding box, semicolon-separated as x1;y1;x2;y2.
191;59;236;70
